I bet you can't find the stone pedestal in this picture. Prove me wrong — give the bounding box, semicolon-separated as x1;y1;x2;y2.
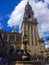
10;61;41;65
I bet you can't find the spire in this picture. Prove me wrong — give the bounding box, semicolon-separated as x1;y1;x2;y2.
23;0;34;20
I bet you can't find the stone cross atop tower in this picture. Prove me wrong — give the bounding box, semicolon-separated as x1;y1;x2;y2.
27;0;29;2
27;0;29;4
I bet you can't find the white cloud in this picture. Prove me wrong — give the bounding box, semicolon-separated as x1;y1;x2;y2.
45;44;49;48
7;0;49;38
7;0;27;28
45;0;49;4
44;41;49;48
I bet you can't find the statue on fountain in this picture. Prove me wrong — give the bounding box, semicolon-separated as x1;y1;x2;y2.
22;34;31;61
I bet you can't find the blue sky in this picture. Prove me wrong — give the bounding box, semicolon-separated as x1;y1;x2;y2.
0;0;49;47
0;0;20;31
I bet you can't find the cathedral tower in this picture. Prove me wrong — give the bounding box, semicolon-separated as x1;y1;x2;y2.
21;1;45;55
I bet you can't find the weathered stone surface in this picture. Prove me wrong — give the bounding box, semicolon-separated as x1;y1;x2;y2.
10;61;41;65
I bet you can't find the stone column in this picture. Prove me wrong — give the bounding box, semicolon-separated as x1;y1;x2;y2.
35;25;39;45
29;25;32;46
28;25;29;45
33;25;35;46
31;25;33;45
34;25;37;46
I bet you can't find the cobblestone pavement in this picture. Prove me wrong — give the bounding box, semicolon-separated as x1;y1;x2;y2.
41;61;49;65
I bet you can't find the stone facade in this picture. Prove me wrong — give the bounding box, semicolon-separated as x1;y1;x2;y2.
0;30;21;53
0;1;45;56
21;2;45;55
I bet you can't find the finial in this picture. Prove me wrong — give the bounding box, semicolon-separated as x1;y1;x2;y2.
27;0;29;3
27;0;29;4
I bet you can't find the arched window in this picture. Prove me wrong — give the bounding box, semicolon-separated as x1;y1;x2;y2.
28;15;31;18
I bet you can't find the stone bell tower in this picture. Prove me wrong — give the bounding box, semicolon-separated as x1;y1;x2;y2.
21;1;44;55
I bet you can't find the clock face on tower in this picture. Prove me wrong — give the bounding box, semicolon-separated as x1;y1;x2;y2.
29;18;32;21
